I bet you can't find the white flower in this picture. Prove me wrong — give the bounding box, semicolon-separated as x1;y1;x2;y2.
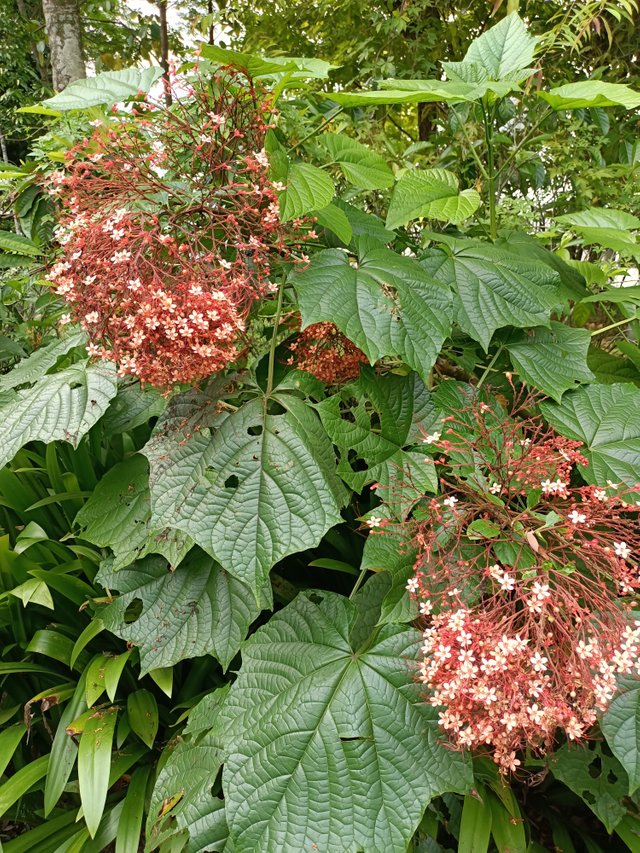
443;496;458;508
594;488;608;502
568;510;586;524
489;482;501;494
419;600;433;615
366;515;382;529
406;577;419;593
614;541;632;560
85;311;99;324
422;431;441;445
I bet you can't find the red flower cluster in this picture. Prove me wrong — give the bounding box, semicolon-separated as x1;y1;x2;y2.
287;322;367;385
404;389;640;772
47;70;305;387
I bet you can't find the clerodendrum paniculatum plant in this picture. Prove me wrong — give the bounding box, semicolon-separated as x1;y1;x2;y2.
0;11;640;853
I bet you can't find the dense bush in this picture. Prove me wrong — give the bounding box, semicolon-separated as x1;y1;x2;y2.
0;12;639;852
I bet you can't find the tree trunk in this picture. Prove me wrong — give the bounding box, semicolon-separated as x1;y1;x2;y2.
41;0;85;92
158;0;171;105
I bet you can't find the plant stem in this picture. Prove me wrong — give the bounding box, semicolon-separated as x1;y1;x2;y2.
482;101;497;240
291;107;344;151
349;564;369;599
457;116;489;180
590;316;637;337
265;275;287;399
476;344;504;390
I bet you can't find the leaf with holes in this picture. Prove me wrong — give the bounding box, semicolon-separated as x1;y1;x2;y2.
291;238;452;381
601;678;640;795
97;551;259;673
44;67;164;110
75;454;192;570
316;367;438;516
386;169;481;229
550;744;628;833
319;134;394;189
218;590;471;852
142;389;346;598
505;322;595;401
422;242;560;351
0;362;117;469
540;383;640;485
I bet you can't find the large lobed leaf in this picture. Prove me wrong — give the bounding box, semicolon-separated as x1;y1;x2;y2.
386;168;481;229
142;387;347;599
461;12;538;81
218;590;471;852
97;551;259;672
540;80;640;111
422;241;561;351
319;134;394;190
291;238;452;381
44;67;163;110
316;367;439;516
602;678;640;796
0;362;117;469
540;383;640;485
505;322;595;401
75;454;192;570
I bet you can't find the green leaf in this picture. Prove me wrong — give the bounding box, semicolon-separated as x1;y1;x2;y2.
463;13;538;81
550;744;628;833
316;367;438;515
0;231;42;256
115;765;150;853
219;590;471;852
143;389;346;599
291;238;452;381
0;332;87;391
540;81;640;110
312;204;353;244
0;755;49;818
199;46;336;79
9;578;54;609
334;199;395;243
127;690;158;748
556;208;640;230
488;790;526;853
387;169;481;228
540;383;640;485
556;208;640;257
44;673;88;815
505;322;595;401
422;242;560;351
97;551;260;673
147;688;229;853
319;134;394;189
101;381;166;433
325;80;473;108
467;519;502;539
75;454;192;570
0;362;117;469
279;162;334;221
601;679;640;794
0;724;26;777
78;706;118;837
43;67;164;110
360;523;418;625
459;787;492;853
